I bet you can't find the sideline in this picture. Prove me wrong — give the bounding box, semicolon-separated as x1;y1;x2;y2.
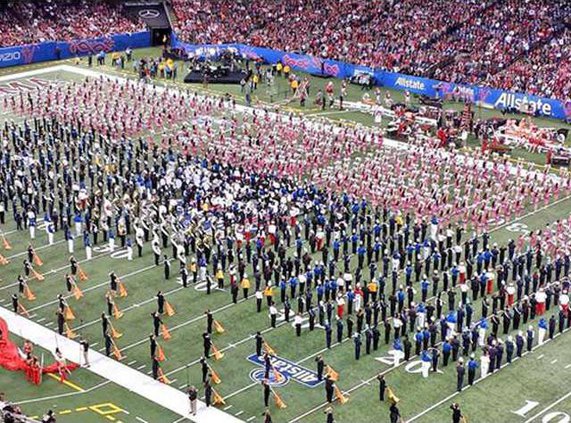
0;308;243;423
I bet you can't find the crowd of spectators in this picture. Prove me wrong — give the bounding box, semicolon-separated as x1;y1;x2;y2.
0;0;569;101
0;0;145;47
170;0;571;101
486;28;571;101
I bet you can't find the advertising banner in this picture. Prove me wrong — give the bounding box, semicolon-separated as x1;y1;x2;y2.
0;31;151;69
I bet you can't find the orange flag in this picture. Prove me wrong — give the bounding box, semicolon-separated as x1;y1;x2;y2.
210;367;221;384
326;365;339;382
18;303;30;317
33;254;43;267
112;341;124;360
161;324;172;341
73;285;84;300
78;266;88;281
2;236;12;250
273;367;283;382
113;304;123;319
274;391;287;409
157;367;171;384
263;341;276;356
32;269;45;282
24;285;36;301
64;306;76;320
165;301;176;317
212;388;225;406
0;253;9;265
334;385;349;404
118;281;128;298
110;323;123;339
157;344;166;362
65;323;77;339
212;344;224;361
214;320;225;334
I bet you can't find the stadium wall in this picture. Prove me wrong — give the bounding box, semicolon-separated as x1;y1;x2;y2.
0;31;151;69
171;35;571;123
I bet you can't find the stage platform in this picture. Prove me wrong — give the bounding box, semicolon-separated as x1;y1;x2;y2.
184;70;248;84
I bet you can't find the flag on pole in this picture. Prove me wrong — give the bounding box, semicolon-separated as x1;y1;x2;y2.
212;344;224;360
273;367;283;382
157;344;166;362
272;390;287;409
110;322;123;339
161;323;172;340
65;323;77;339
334;385;349;404
18;303;30;317
213;320;225;334
118;281;128;297
24;285;36;301
386;387;400;405
157;367;171;384
111;339;124;360
212;388;225;406
113;303;123;319
2;235;12;250
64;305;76;320
33;254;43;267
0;253;9;265
31;269;45;281
165;301;176;317
210;366;221;384
263;341;276;356
325;365;339;381
72;285;84;300
78;266;88;281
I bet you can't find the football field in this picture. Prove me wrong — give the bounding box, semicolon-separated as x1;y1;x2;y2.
1;53;571;423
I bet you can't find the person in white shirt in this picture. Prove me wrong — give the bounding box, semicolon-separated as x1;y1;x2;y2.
480;350;490;378
294;313;303;336
269;304;278;328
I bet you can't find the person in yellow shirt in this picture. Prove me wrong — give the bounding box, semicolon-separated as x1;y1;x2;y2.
276;62;283;76
367;280;378;302
241;274;250;299
283;65;291;78
252;73;259;90
216;265;224;289
291;78;299;94
264;284;274;306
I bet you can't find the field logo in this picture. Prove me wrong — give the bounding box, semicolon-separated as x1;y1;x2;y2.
247;354;322;388
249;368;289;387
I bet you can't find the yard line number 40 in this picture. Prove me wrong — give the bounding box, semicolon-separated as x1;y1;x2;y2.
513;400;570;423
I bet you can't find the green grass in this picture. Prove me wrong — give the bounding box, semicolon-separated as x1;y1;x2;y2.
1;50;571;423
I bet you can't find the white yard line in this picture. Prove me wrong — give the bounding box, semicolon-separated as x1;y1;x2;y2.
7;239;66;259
74;285;185;331
524;391;571;423
28;263;157;313
407;332;566;422
0;307;242;423
15;380;111;405
122;296;248;354
0;248;120;292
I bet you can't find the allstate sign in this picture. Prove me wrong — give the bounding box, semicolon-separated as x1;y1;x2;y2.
246;353;322;388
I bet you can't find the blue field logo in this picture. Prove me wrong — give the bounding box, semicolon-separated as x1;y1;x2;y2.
247;354;322;388
249;368;290;387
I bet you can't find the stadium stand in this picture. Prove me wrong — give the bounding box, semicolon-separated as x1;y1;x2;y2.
170;0;571;100
0;0;145;47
